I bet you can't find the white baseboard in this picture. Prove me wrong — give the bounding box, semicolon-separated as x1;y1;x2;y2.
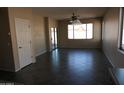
103;49;115;68
15;67;21;72
35;49;47;57
15;50;47;72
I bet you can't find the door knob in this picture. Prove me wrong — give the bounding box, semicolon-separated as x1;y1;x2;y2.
19;46;22;48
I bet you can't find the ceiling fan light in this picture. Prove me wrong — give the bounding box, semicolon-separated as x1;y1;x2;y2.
70;13;82;25
72;19;82;25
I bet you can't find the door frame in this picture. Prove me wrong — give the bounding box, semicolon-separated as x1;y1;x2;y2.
50;27;58;51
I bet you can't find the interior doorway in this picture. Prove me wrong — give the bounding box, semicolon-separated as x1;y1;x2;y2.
15;18;33;69
50;27;58;50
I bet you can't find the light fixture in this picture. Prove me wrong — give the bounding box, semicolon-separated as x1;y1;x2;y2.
70;13;82;25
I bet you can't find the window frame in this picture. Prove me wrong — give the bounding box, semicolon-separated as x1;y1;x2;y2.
67;23;94;40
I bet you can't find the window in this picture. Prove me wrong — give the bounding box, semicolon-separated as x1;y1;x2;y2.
68;23;93;39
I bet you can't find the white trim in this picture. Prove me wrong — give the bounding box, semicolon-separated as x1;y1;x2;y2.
103;50;115;68
15;67;21;72
118;49;124;55
117;8;122;49
108;68;119;85
35;49;47;57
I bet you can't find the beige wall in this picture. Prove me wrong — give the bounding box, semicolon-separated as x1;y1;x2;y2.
58;18;102;48
48;17;58;51
8;8;48;71
44;17;58;51
8;8;34;71
102;7;124;67
0;8;15;71
32;14;46;56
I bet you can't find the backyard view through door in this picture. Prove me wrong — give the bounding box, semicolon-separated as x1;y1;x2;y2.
51;27;57;50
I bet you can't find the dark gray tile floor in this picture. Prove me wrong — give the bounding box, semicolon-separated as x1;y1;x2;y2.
0;48;115;85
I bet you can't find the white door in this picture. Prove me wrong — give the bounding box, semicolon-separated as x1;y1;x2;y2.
15;18;33;69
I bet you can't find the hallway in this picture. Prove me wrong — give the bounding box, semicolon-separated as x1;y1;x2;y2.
0;49;115;85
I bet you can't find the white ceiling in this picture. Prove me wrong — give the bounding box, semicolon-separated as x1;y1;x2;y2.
32;7;108;20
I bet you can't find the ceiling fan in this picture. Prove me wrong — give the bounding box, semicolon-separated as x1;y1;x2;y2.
70;12;82;25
